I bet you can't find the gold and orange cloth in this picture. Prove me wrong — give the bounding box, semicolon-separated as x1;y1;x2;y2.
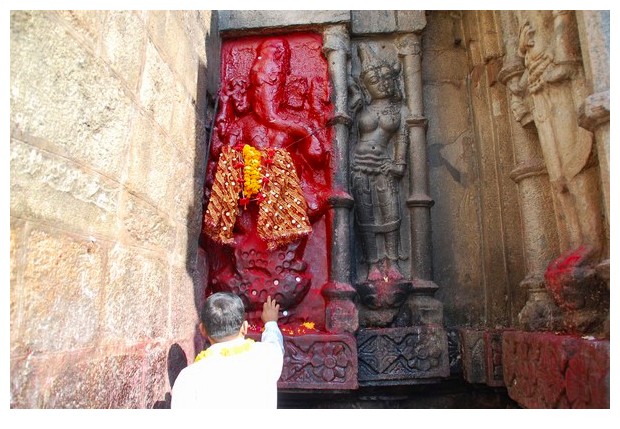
204;145;312;249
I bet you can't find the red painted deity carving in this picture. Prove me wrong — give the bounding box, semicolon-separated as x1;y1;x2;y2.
201;34;333;329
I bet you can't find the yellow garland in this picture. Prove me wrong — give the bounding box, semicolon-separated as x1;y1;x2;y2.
242;144;262;197
194;338;255;363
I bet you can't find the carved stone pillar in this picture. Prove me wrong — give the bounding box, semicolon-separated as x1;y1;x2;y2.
498;11;561;331
511;10;608;334
576;11;610;284
321;24;358;334
398;33;443;326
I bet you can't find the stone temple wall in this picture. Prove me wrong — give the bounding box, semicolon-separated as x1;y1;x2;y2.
9;10;609;409
10;10;211;408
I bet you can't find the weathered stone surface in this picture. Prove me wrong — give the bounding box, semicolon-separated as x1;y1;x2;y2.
139;39;179;134
10;140;121;237
10;354;45;408
125;111;177;212
55;10;104;48
218;10;350;32
10;220;23;354
18;229;104;355
144;344;168;409
46;353;144;408
105;246;168;341
484;330;505;387
352;10;396;34
10;11;133;179
396;11;426;32
166;13;199;96
275;334;358;390
446;328;462;375
170;264;200;340
459;329;486;384
102;11;146;91
503;331;609;408
121;192;175;251
357;327;449;385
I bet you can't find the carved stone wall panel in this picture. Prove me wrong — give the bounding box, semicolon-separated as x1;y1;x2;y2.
503;331;609;408
277;334;358;390
357;327;449;385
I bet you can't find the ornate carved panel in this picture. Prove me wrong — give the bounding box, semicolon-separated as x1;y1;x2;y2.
278;334;358;390
503;331;609;408
357;327;449;385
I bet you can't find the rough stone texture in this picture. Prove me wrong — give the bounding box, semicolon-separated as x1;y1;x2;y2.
144;344;168;409
139;39;180;135
10;220;24;355
503;331;609;408
357;327;449;385
124;111;176;211
459;329;486;384
10;11;134;180
102;11;147;92
46;353;144;408
10;10;208;409
121;192;176;251
424;12;486;328
218;10;350;33
352;10;397;34
105;245;169;342
170;264;200;340
10;139;121;237
18;228;105;355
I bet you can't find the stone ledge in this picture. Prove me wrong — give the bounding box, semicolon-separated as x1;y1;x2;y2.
502;331;609;408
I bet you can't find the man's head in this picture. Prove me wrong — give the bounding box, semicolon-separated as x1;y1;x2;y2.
200;292;247;342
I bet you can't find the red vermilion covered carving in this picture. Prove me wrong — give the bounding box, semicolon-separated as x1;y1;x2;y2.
201;33;333;329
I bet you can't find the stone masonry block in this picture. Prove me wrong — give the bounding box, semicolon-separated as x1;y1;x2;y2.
396;11;427;32
218;10;350;32
10;220;24;355
19;228;104;355
144;344;168;409
10;11;134;179
46;353;144;408
170;264;200;339
459;328;486;384
105;245;168;341
503;331;609;408
139;39;179;134
55;10;104;49
125;111;177;212
102;11;147;92
352;10;397;34
10;140;121;237
121;192;176;251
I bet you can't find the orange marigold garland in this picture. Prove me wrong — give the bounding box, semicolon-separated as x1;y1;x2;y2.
203;145;312;248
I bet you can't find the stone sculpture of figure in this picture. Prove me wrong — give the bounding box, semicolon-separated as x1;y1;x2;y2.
351;44;408;283
203;36;332;323
517;11;607;329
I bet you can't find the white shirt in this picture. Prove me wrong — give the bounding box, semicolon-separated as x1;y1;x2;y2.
171;321;284;409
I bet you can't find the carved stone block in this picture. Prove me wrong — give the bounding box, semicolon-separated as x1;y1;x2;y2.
459;329;486;384
278;333;358;390
503;331;609;408
484;330;505;387
357;326;449;386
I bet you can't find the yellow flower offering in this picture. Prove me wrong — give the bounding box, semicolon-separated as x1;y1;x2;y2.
242;144;262;198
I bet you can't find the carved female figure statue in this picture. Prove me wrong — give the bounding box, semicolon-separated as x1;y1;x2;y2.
351;44;408;283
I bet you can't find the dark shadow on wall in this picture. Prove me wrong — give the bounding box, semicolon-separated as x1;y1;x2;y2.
153;343;188;408
153;12;221;409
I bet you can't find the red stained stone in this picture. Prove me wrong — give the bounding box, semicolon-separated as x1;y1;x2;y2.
503;331;609;408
